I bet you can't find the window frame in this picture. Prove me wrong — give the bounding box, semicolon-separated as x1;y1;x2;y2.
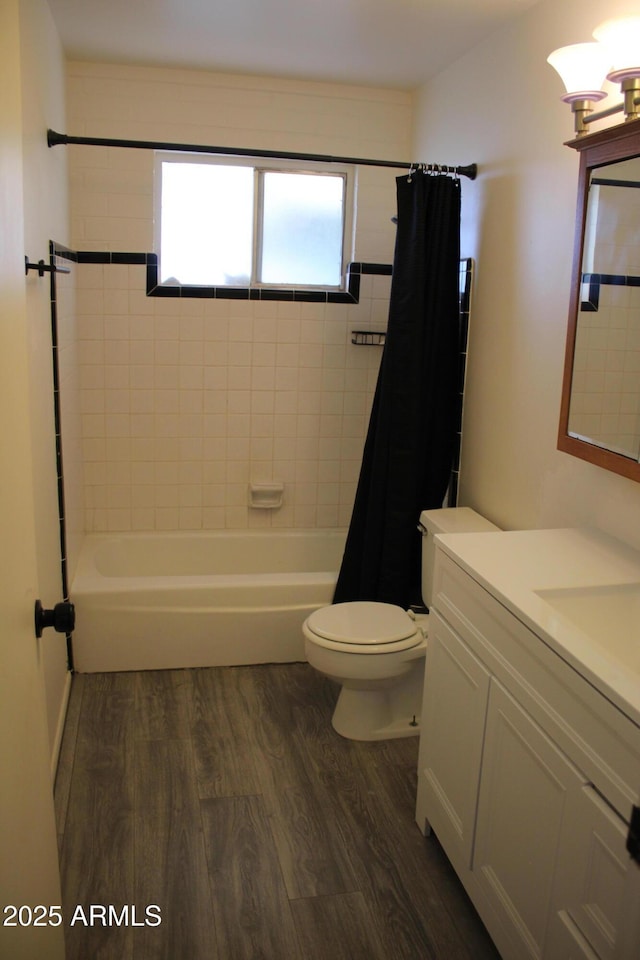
154;152;356;293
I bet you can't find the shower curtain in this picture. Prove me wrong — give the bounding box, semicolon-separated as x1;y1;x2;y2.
333;170;461;609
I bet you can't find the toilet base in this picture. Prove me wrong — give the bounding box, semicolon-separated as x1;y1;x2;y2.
330;667;424;741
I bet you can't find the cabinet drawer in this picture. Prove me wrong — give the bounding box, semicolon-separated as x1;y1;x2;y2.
433;552;640;819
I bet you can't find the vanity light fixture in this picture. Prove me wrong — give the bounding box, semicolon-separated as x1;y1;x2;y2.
547;43;610;136
547;16;640;135
593;18;640;123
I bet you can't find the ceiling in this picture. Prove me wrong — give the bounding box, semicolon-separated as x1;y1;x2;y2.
46;0;538;89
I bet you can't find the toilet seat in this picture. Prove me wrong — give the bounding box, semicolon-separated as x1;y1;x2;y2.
305;601;423;654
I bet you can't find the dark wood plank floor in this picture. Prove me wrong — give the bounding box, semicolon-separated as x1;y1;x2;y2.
55;663;500;960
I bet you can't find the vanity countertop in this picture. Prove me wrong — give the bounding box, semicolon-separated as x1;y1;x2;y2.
434;527;640;727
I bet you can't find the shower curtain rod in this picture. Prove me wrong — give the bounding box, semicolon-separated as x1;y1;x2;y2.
46;129;477;180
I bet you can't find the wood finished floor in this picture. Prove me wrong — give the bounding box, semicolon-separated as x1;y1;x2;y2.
54;663;500;960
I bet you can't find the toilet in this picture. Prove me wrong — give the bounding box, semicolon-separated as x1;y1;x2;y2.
303;507;500;740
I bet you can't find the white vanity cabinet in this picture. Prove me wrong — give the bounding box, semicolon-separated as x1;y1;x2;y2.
416;544;640;960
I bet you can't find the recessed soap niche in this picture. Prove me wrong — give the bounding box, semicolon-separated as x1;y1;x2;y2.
248;481;284;509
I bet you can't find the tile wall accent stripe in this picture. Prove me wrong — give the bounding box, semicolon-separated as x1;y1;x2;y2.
74;251;388;303
580;272;640;312
449;257;474;507
49;241;78;670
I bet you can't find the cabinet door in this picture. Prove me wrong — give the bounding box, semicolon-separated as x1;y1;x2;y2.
415;612;490;868
473;681;587;960
550;784;640;960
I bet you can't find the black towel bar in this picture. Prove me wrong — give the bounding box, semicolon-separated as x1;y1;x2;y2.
25;256;70;277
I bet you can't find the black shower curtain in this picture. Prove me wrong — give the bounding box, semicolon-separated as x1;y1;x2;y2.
333;171;461;609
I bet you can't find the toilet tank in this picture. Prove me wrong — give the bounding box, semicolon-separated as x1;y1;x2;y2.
419;507;500;609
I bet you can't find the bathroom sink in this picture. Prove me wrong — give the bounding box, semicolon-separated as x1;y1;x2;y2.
535;583;640;673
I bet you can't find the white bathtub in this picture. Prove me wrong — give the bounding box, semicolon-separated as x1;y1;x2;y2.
70;529;346;672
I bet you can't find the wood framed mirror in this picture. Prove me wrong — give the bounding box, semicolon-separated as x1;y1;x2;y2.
558;118;640;481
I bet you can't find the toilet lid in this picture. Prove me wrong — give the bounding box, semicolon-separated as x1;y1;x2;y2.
307;601;417;646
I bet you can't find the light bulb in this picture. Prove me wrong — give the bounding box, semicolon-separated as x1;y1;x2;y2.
593;17;640;81
547;43;610;101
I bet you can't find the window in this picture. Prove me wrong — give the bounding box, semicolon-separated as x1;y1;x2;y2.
155;154;355;291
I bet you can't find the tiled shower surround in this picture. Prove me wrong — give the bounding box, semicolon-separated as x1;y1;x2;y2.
75;260;390;532
569;283;640;456
63;62;412;535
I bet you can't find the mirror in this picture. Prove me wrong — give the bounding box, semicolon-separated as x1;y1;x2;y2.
558;119;640;481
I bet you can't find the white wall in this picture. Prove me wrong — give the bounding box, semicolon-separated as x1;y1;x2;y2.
19;0;70;766
65;63;412;532
414;0;640;549
0;4;65;955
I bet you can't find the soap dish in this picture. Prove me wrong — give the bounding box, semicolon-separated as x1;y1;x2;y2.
248;481;284;509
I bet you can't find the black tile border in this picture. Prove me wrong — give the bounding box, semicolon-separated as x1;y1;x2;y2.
580;277;600;312
591;177;640;189
71;250;391;304
351;262;393;276
75;250;149;265
49;241;78;670
51;242;78;264
450;258;473;506
143;255;385;303
580;272;640;312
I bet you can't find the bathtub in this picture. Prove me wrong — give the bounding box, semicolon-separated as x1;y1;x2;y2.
70;529;346;672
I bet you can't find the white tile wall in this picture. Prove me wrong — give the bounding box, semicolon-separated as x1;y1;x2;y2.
66;63;410;531
570;284;640;456
569;180;640;458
